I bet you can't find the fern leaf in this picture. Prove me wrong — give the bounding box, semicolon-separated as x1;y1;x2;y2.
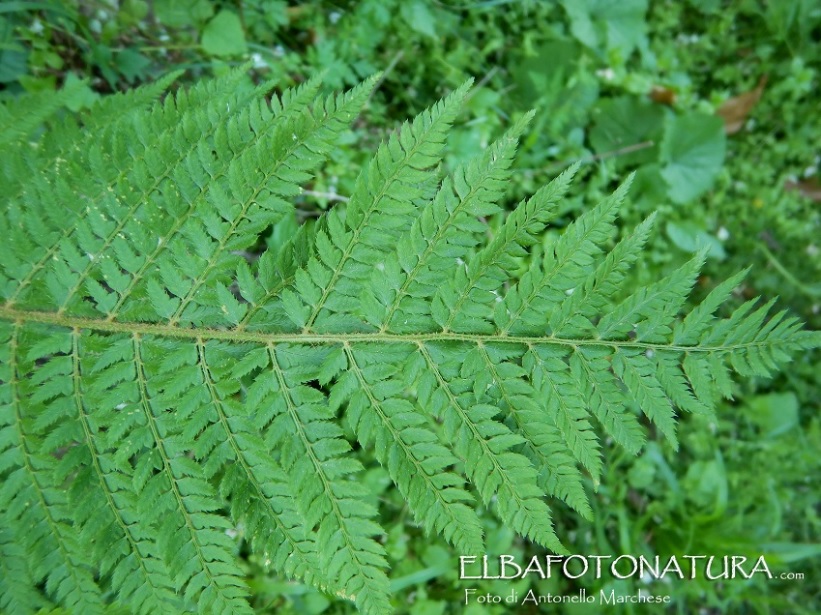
377;113;532;333
164;78;377;327
0;324;105;614
0;526;50;614
195;340;320;583
525;346;603;482
0;78;88;145
597;251;706;342
4;69;250;312
67;330;182;614
549;213;656;337
133;336;253;614
342;343;484;552
438;163;578;334
471;343;592;518
237;224;314;331
612;349;680;448
570;347;645;454
495;177;630;335
296;80;472;333
0;73;184;306
263;345;391;613
673;268;749;345
1;72;817;615
416;343;565;553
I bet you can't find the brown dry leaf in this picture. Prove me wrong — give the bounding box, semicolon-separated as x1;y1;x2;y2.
717;76;767;134
785;177;821;202
649;85;676;106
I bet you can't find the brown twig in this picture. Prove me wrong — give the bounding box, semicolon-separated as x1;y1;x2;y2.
528;140;656;175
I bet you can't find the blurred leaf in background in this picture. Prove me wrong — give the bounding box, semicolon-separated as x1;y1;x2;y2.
201;10;247;56
660;112;726;203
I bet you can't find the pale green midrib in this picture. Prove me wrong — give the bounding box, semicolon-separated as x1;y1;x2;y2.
0;306;786;353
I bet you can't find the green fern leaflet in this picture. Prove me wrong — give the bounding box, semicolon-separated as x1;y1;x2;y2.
0;69;817;615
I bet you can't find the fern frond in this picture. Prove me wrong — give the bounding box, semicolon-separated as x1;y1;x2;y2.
377;113;532;333
342;343;485;552
612;349;680;448
549;212;656;337
3;68;250;311
672;268;749;345
495;177;630;335
471;343;592;518
68;330;181;614
163;78;376;328
597;251;707;342
0;73;183;304
1;71;179;210
525;346;603;482
263;344;391;613
0;324;105;614
0;526;51;615
438;162;578;334
133;335;253;614
570;347;645;453
1;72;817;615
0;77;87;146
416;343;565;553
237;224;314;331
294;80;472;333
196;340;319;583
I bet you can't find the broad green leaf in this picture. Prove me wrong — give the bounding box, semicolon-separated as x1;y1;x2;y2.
589;96;663;166
562;0;648;56
401;1;437;38
660;112;726;204
202;10;247;57
665;221;726;260
154;0;213;28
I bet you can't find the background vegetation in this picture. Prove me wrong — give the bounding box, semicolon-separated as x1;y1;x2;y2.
2;0;819;612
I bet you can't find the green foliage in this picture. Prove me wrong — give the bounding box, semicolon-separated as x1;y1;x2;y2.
659;113;725;205
1;69;818;614
201;11;247;57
